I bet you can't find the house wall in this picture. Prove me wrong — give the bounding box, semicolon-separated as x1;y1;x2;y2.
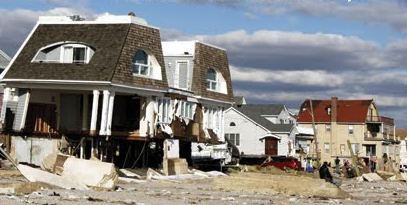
300;121;394;166
10;136;59;166
224;109;267;156
276;133;290;156
163;56;194;90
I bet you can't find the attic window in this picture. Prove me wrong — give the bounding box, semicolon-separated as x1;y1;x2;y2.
230;122;236;126
206;68;228;94
132;49;150;76
207;68;217;91
131;49;163;80
32;42;95;64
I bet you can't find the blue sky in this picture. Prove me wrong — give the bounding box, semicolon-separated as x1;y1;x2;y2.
1;0;407;127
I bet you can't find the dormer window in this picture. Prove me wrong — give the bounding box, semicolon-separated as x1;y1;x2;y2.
207;68;217;91
132;50;151;76
206;68;228;94
32;42;95;64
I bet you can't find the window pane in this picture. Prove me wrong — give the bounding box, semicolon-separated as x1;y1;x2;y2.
140;65;149;75
178;62;188;89
133;50;148;65
207;68;217;80
73;47;86;63
133;64;140;74
236;134;240;146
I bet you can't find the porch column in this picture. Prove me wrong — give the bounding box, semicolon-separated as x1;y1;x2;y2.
105;91;115;136
90;90;100;136
99;90;110;135
0;87;10;127
17;89;31;131
82;93;89;132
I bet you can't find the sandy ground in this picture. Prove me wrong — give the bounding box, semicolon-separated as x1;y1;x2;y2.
1;166;407;205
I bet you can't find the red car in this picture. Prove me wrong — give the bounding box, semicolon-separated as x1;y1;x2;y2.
260;156;302;170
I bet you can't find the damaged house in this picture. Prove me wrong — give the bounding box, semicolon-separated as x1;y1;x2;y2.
0;15;234;169
223;104;296;162
297;97;399;171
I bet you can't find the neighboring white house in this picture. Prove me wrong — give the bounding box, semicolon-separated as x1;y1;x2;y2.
224;104;296;157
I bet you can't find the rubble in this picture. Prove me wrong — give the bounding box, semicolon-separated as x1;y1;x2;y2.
119;169;142;179
17;164;89;190
361;173;383;182
61;157;118;190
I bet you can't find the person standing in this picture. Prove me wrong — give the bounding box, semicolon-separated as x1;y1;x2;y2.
335;156;340;174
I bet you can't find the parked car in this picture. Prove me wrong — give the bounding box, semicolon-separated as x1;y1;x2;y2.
260;156;302;170
400;164;407;173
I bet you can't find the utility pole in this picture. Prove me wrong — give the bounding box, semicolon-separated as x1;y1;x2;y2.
309;99;320;165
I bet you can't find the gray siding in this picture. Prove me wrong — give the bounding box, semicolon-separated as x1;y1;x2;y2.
163;56;194;90
13;89;29;131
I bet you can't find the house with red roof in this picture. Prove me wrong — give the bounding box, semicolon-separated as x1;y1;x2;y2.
297;97;399;170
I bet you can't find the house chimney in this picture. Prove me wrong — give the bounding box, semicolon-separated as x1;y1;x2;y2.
331;96;338;122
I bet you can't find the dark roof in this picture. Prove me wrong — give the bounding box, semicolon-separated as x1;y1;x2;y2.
235;104;293;133
4;24;130;81
3;23;169;90
192;43;234;103
297;99;373;123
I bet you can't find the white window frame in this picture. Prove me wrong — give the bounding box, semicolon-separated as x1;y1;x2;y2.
32;42;93;64
175;60;189;90
225;133;240;146
158;98;171;124
348;125;354;134
326;124;331;132
207;68;218;91
180;101;193;119
132;50;152;77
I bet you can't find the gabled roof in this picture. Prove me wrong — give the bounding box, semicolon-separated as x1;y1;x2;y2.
0;49;11;70
233;104;293;133
297;99;373;123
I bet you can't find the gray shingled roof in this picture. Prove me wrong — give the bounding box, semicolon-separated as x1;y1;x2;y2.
4;24;130;81
0;50;10;70
235;104;293;133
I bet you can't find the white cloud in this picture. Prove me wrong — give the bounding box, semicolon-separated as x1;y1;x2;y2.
194;29;389;70
0;7;95;55
231;66;343;87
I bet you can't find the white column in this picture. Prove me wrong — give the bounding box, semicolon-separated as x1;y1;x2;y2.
90;90;100;135
105;91;115;136
99;90;110;135
0;87;11;125
80;138;84;159
82;93;89;131
19;89;31;131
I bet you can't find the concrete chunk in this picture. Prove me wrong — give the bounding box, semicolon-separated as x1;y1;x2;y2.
119;169;142;179
61;157;118;190
17;164;88;190
362;173;383;182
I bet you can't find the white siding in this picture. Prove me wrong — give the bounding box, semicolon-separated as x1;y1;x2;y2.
224;109;267;155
